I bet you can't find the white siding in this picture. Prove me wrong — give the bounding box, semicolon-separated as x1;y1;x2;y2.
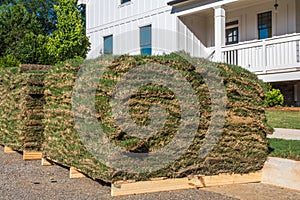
85;0;299;59
85;0;208;58
226;0;296;42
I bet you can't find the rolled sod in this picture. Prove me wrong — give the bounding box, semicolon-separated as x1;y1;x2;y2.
43;54;272;183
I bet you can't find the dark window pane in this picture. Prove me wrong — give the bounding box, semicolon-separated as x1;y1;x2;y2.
258;11;272;39
121;0;130;4
104;35;113;54
140;25;152;55
226;27;239;45
141;46;152;55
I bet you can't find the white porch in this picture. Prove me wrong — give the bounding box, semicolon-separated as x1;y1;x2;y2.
169;0;300;105
222;33;300;82
171;0;300;72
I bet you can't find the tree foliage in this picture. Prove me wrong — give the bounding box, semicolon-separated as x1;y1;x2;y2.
0;0;89;65
0;4;42;57
6;33;53;65
47;0;90;63
0;0;58;34
19;0;58;34
0;54;20;68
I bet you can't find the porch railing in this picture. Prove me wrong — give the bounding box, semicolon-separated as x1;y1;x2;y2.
221;33;300;73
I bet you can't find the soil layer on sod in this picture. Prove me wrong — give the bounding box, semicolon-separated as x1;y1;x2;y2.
43;54;271;183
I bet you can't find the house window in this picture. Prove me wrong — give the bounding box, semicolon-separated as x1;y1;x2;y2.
140;25;152;55
104;35;113;54
121;0;130;4
258;11;272;39
226;21;239;45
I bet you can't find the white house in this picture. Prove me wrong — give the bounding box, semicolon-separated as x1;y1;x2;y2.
78;0;300;106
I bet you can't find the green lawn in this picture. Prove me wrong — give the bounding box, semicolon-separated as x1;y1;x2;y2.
266;110;300;129
268;138;300;161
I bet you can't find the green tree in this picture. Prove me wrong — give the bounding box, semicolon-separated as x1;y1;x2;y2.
6;32;53;65
0;54;20;68
0;0;58;34
19;0;58;34
47;0;90;63
0;4;42;57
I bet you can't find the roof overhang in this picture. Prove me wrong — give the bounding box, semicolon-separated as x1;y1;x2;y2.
258;68;300;83
168;0;239;16
167;0;189;6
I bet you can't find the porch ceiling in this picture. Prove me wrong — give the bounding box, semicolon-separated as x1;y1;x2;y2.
171;0;275;17
258;69;300;83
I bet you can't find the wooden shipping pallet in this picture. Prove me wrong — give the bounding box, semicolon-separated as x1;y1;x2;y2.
69;167;87;179
4;146;17;153
41;157;86;179
41;158;53;166
111;171;262;196
3;146;42;161
23;151;43;160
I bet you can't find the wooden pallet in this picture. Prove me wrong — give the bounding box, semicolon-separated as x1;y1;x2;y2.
4;146;17;153
41;157;86;179
41;158;53;166
23;151;43;160
69;167;86;179
111;171;262;196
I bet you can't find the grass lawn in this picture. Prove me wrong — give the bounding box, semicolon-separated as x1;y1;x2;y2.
266;110;300;129
268;138;300;161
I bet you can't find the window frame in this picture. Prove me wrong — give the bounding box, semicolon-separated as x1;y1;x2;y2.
140;24;152;55
103;35;113;55
225;20;239;45
257;11;272;40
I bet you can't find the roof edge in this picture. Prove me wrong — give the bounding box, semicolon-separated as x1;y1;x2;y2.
167;0;189;6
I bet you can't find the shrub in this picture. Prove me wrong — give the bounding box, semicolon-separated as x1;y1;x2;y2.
266;88;284;107
0;55;20;68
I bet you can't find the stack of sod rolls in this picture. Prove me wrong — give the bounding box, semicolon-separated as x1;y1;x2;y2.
43;54;272;183
0;65;50;151
0;67;20;149
19;64;51;151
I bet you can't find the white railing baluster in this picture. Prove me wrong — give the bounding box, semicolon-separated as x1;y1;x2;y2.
262;40;266;72
292;41;297;64
221;33;300;73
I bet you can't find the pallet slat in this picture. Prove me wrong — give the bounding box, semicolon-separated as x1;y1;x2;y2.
4;146;17;153
111;171;262;196
41;158;53;166
23;151;43;160
69;167;86;179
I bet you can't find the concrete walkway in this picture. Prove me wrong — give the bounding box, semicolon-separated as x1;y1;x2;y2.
267;128;300;140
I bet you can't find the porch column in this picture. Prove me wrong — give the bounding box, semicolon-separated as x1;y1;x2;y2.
214;6;226;62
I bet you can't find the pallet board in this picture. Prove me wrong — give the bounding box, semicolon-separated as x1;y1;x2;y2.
69;167;86;179
41;158;53;166
23;151;43;160
4;146;17;153
111;171;262;196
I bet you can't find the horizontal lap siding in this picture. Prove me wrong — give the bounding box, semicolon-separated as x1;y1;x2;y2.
86;0;178;58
